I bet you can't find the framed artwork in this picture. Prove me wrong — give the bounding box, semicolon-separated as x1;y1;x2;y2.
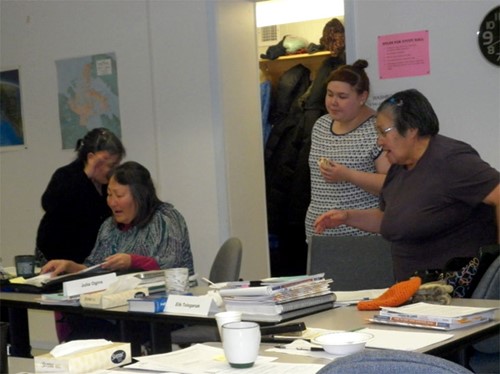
0;69;25;149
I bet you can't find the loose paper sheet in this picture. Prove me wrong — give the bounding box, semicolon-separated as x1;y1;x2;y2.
360;328;453;351
126;344;324;374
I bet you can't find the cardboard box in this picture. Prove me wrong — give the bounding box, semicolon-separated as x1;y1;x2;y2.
79;287;148;309
34;342;131;373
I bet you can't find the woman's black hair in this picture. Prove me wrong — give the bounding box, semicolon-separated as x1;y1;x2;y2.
110;161;162;228
326;59;370;95
377;89;439;136
75;128;126;163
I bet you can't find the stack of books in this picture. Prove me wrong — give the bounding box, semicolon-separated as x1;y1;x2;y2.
133;271;167;294
218;273;335;322
370;302;497;330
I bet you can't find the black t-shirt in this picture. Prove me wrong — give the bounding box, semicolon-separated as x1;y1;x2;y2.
380;135;499;281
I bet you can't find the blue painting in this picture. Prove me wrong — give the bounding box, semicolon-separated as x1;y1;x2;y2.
0;69;24;147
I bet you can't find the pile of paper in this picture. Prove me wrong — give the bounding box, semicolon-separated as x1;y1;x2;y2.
370;302;497;330
218;273;335;322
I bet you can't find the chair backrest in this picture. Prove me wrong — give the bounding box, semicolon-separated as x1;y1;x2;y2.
209;237;243;283
307;235;395;291
470;254;500;354
470;244;500;300
317;350;474;374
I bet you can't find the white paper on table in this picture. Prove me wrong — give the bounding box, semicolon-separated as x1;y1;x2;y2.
381;302;497;318
128;343;324;374
359;328;454;351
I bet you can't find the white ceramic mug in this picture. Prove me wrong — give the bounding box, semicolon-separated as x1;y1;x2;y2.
215;311;242;340
165;267;189;294
222;321;261;368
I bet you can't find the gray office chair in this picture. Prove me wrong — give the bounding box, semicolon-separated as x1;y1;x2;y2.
468;254;500;374
171;237;242;346
307;235;395;291
317;350;474;374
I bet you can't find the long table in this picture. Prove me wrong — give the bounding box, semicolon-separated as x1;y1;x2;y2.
0;290;217;356
289;298;500;366
1;290;498;364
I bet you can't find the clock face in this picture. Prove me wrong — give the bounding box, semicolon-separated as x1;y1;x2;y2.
478;6;500;66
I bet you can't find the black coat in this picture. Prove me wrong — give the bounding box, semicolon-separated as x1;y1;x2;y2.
265;56;345;233
36;160;111;263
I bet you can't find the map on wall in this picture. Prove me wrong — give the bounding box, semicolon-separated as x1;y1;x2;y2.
0;69;25;148
55;52;121;149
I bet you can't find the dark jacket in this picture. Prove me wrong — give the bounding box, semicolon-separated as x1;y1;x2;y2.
265;56;345;233
36;160;111;263
265;64;311;233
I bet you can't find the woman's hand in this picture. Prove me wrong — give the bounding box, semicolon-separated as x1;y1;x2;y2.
314;210;348;234
84;152;106;180
101;253;132;271
41;260;85;277
319;159;350;183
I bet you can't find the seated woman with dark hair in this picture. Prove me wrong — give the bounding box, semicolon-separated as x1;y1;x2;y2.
42;161;194;344
42;161;194;277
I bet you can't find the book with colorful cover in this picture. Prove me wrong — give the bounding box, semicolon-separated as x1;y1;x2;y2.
369;302;496;330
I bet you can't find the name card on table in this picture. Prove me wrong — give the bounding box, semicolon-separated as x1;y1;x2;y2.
63;273;117;298
165;295;219;316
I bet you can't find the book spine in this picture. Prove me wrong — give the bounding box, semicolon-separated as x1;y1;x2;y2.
373;315;452;329
128;297;167;313
279;294;335;313
379;311;493;324
153;299;167;313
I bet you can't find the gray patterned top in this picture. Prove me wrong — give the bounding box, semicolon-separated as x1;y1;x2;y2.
84;202;194;274
305;114;382;239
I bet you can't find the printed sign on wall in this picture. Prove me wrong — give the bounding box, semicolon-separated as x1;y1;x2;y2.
378;30;430;80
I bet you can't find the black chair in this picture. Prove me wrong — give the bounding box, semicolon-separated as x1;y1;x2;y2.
171;237;242;346
317;349;474;374
307;235;395;291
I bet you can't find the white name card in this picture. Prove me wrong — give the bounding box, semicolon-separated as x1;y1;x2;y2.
165;295;218;316
63;273;117;298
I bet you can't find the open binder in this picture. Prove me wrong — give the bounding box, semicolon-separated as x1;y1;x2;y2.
1;264;118;294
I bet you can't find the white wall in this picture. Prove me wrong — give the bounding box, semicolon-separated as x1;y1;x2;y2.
0;0;269;283
346;0;500;169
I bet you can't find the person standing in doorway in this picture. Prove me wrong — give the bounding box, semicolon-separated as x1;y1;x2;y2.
305;60;390;240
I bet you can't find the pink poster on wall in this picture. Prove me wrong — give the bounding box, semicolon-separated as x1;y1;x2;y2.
378;30;430;79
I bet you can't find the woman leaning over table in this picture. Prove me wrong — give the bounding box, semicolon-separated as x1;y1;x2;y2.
42;161;194;342
42;161;194;276
36;128;125;265
315;89;499;282
304;59;390;240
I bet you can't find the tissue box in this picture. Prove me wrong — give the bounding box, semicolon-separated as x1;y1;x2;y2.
34;342;131;373
80;287;148;309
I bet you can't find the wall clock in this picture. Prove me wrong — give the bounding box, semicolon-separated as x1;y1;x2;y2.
478;6;500;66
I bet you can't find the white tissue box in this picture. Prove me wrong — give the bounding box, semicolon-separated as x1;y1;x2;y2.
80;287;148;309
34;342;131;373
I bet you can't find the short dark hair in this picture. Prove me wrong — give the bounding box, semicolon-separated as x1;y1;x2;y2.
75;128;126;163
378;89;439;136
110;161;162;228
326;59;370;95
